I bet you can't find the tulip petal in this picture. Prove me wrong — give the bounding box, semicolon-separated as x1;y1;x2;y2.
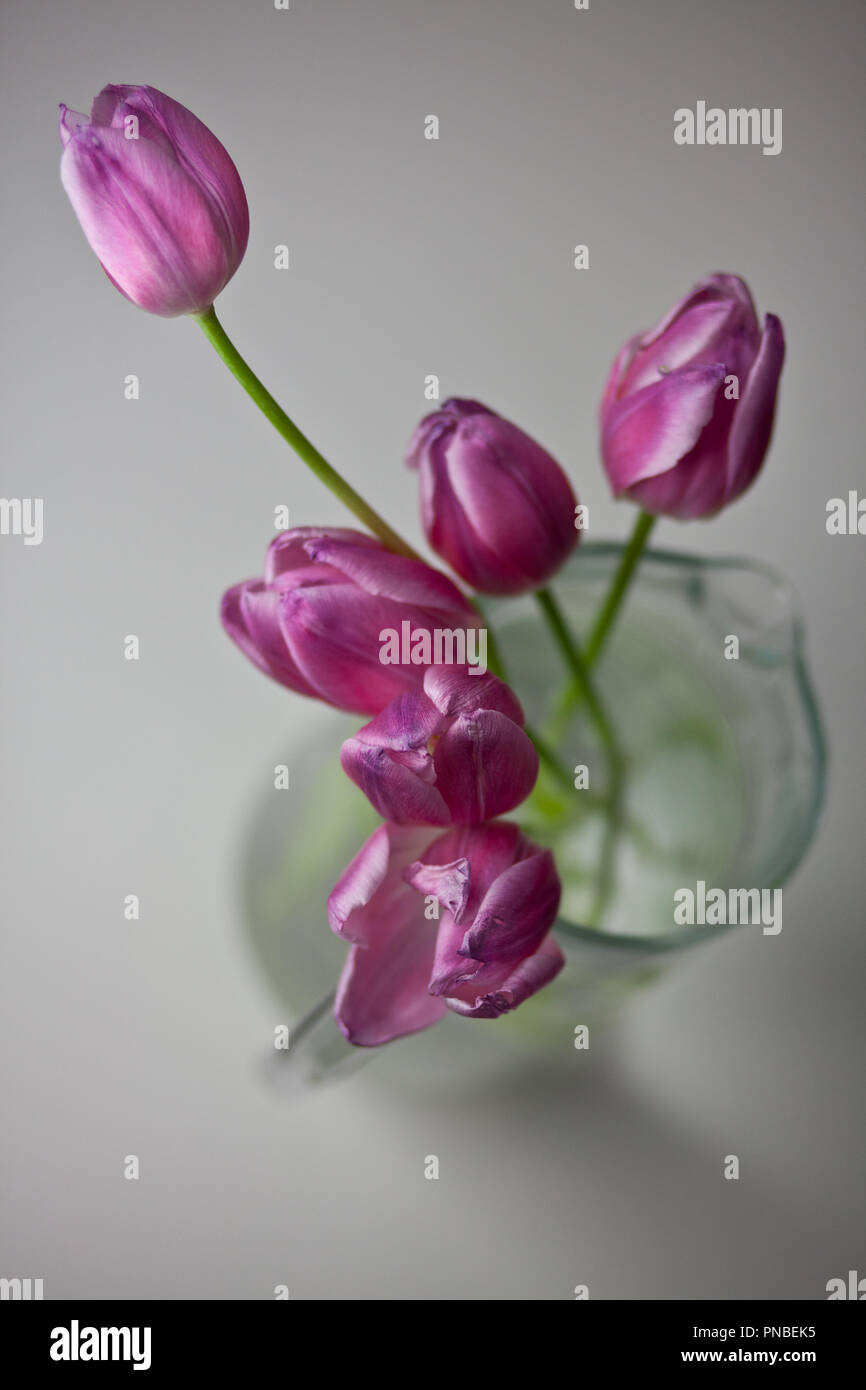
58;104;89;149
329;825;448;1045
418;450;522;593
599;333;640;423
445;934;566;1018
220;580;314;696
328;823;433;945
622;298;757;397
99;85;249;264
463;848;561;962
354;688;444;751
639;273;757;351
405;856;471;922
413;822;526;918
265;527;380;584
725;313;785;503
335;926;446;1047
423;666;525;725
427;907;485;996
433;711;538;821
302;535;475;616
438;421;577;594
601;363;726;492
279;584;427;714
60;122;232;316
340;738;451;825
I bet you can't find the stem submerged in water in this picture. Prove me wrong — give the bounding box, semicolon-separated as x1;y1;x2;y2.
534;586;626;927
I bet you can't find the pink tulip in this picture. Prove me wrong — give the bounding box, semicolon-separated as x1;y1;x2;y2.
221;527;479;716
600;273;785;518
340;666;538;825
406;399;579;595
58;85;249;317
329;820;564;1045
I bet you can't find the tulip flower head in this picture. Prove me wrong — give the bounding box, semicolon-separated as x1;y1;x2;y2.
221;527;480;716
599;274;785;518
340;666;538;826
406;399;579;595
58;84;249;317
329;821;564;1045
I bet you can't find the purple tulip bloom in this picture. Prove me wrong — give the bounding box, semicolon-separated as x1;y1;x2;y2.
221;527;480;716
329;821;564;1045
340;666;538;826
59;85;249;317
599;274;785;518
406;399;579;595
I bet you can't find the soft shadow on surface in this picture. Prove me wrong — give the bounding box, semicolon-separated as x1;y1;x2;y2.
263;1011;844;1299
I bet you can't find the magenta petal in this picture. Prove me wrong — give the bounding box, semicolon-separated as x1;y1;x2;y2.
638;273;757;352
440;425;577;594
105;85;249;262
423;666;525;726
433;711;538;822
220;580;314;696
599;334;640;423
445;934;565;1018
405;856;472;922
340;739;451;825
463;848;561;962
355;688;444;751
327;823;433;945
725;313;785;504
418;449;520;593
335;923;446;1047
58;104;89;149
621;298;751;396
301;535;474;616
602;363;726;492
427;908;485;996
265;527;380;584
60;123;231;316
279;585;424;715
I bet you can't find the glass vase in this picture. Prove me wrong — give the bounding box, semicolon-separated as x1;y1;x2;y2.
240;543;826;1087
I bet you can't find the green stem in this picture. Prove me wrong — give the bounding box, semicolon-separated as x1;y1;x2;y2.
535;588;621;761
526;725;575;793
535;585;626;928
584;509;656;669
194;305;423;562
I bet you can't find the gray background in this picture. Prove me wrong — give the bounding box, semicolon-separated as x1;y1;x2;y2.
1;0;864;1299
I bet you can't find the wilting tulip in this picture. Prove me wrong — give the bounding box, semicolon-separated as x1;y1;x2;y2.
329;820;563;1045
340;666;538;825
406;398;579;595
599;274;785;518
58;84;249;317
222;527;479;716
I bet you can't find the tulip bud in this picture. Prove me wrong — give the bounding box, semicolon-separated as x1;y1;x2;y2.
328;821;564;1045
221;527;479;716
340;666;538;825
406;399;579;595
58;84;249;317
599;273;785;519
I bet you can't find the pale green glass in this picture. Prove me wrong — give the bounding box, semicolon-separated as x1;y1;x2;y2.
241;544;826;1085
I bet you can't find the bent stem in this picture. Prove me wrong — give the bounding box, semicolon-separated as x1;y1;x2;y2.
535;586;625;926
196;307;550;777
194;305;423;562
